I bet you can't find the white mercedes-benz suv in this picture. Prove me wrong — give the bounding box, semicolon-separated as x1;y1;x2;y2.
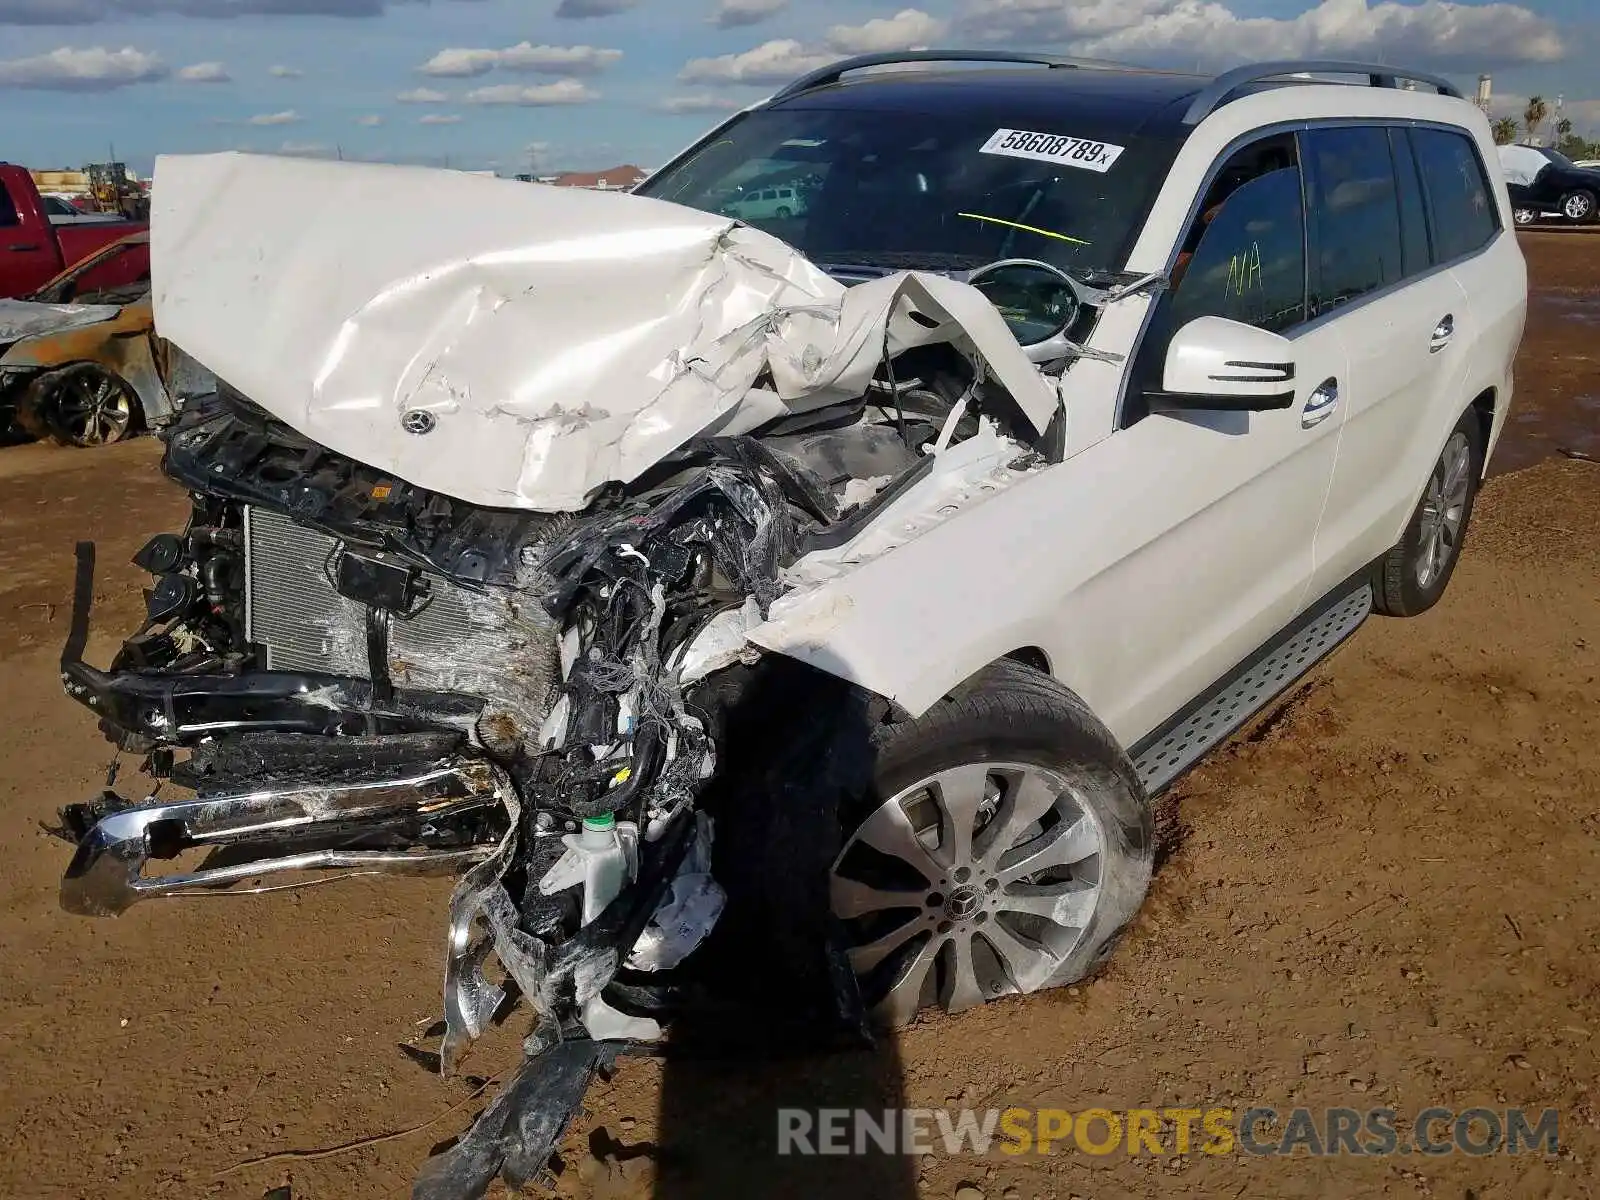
55;51;1525;1188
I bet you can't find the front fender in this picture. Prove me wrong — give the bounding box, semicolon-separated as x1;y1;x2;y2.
746;445;1079;720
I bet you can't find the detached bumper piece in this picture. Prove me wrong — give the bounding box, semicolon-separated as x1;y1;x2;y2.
60;759;508;916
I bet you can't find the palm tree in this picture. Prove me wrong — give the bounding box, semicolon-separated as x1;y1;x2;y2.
1523;96;1549;144
1491;116;1519;145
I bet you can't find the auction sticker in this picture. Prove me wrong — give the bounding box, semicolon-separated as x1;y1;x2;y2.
980;129;1125;173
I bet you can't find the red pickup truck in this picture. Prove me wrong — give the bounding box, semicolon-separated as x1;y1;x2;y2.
1;163;149;299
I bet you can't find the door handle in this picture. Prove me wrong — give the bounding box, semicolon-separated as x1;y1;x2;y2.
1302;378;1339;428
1430;314;1455;354
6;243;41;252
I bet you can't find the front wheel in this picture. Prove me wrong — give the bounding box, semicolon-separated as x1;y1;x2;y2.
32;364;140;447
1513;206;1538;227
831;660;1152;1025
1372;408;1483;617
1561;189;1597;224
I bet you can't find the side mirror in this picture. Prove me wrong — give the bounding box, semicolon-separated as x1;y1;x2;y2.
1149;316;1297;412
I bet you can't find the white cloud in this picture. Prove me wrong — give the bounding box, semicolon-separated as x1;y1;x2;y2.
417;47;498;77
498;42;622;74
419;112;463;124
658;93;745;114
680;12;952;87
419;42;622;77
679;39;834;85
354;113;384;126
0;44;165;91
826;8;949;53
268;64;303;78
177;60;229;83
554;0;639;16
464;78;598;105
247;109;301;125
955;0;1563;69
711;0;787;28
397;86;449;103
277;140;328;156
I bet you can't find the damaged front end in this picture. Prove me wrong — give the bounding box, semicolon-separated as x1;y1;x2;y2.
52;151;1160;1195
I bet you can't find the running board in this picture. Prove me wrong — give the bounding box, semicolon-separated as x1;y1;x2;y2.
1130;583;1373;795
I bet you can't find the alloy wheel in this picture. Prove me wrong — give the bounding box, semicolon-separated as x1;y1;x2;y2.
1415;430;1472;590
51;369;134;447
1565;193;1595;222
830;761;1107;1024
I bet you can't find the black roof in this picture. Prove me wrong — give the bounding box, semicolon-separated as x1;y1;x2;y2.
770;66;1212;141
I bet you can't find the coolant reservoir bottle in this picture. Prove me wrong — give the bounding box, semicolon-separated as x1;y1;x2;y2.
578;813;627;924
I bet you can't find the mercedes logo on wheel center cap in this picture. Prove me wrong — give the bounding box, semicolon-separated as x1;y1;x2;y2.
401;409;437;435
944;885;982;920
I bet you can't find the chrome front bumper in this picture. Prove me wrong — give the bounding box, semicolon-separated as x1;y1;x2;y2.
61;759;508;916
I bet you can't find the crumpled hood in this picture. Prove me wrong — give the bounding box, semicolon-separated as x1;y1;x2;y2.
152;152;1059;512
0;298;121;349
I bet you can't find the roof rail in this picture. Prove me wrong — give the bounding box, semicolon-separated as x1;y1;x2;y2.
1182;60;1465;125
769;50;1134;102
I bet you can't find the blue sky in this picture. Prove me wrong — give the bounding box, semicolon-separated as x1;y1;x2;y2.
1;0;1595;175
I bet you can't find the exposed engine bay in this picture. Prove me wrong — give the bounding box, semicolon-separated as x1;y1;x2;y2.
52;153;1162;1197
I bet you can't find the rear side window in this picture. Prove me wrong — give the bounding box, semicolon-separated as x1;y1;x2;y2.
1302;126;1403;318
1411;128;1498;262
1388;129;1433;277
0;183;18;228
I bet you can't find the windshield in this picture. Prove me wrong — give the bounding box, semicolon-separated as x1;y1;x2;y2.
637;105;1179;276
1543;148;1576;168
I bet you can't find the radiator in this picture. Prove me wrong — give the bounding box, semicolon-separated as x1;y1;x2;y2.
242;506;561;742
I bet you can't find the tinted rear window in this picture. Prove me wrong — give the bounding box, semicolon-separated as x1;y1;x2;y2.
1302;126;1404;318
1411;128;1498;262
1389;128;1433;276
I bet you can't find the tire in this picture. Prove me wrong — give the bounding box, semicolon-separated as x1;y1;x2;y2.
1561;189;1597;224
775;206;793;219
831;660;1153;1025
29;364;140;448
1372;407;1483;618
1512;206;1538;227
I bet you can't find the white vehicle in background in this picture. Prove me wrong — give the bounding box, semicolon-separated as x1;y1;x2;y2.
720;183;806;221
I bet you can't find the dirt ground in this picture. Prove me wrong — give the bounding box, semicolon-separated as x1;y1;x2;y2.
0;234;1596;1200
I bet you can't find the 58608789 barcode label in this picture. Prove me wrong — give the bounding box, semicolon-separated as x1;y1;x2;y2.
979;128;1125;173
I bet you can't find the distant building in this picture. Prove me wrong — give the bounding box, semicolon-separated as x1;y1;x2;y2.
550;165;650;191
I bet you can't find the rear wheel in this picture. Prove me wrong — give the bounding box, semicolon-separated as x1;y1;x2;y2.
830;660;1152;1025
1372;408;1483;617
1512;206;1538;227
775;205;793;219
1561;189;1597;224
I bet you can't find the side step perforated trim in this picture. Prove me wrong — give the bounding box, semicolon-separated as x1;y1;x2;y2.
1131;584;1373;795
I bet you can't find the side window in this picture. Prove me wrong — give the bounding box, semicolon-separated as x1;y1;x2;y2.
1411;128;1498;262
1302;126;1403;318
0;184;18;228
1389;128;1433;277
1167;136;1307;335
